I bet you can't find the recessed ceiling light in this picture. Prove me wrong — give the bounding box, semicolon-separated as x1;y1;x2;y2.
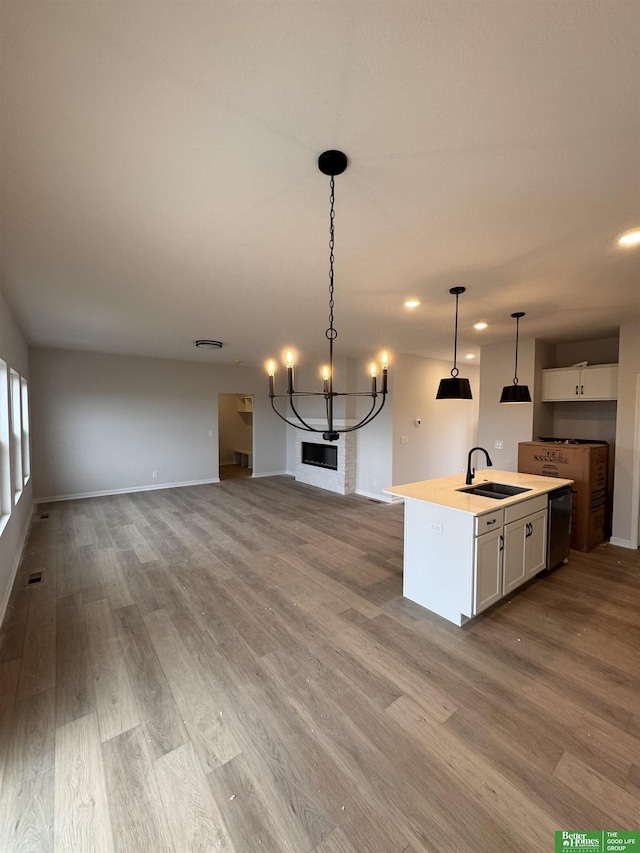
465;353;476;359
617;228;640;247
473;322;488;330
195;339;223;349
404;299;421;308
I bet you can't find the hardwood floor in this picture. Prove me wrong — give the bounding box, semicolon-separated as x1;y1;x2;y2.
0;475;638;852
219;464;253;481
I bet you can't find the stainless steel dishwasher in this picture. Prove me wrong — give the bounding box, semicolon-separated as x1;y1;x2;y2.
547;484;573;569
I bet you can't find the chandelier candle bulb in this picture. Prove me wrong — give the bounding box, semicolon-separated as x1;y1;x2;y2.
285;350;294;394
266;360;277;396
322;366;330;393
370;363;377;394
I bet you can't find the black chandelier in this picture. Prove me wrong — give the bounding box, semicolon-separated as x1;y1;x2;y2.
267;150;389;442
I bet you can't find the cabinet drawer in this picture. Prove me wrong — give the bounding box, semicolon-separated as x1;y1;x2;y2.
475;510;503;536
504;494;547;524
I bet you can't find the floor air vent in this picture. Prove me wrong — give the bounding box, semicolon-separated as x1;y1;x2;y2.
40;513;49;520
27;573;43;585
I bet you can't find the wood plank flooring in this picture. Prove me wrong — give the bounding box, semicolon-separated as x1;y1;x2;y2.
0;475;639;852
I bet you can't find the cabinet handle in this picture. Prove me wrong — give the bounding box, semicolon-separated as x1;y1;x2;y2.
499;534;504;551
486;519;497;526
581;384;584;395
526;522;532;537
575;385;579;395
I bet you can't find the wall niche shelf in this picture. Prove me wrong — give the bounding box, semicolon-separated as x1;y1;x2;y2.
237;395;253;413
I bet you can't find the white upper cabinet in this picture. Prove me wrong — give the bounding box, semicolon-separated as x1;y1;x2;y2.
541;364;618;402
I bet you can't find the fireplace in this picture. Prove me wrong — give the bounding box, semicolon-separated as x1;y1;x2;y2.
302;442;338;471
294;424;356;495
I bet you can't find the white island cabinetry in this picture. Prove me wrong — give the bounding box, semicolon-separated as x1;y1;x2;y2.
502;495;548;595
386;470;572;626
474;524;504;615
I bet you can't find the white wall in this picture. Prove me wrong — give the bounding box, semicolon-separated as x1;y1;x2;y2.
0;290;32;626
477;338;537;472
29;348;287;500
532;339;556;439
218;394;253;465
391;352;479;486
355;385;394;500
555;337;619;368
612;323;640;548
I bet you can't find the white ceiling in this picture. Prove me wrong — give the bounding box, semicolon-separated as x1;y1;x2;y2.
1;1;639;371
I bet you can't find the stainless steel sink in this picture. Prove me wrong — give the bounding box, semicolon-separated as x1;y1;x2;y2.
456;482;533;500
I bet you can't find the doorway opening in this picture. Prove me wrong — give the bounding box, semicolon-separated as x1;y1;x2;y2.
218;393;254;481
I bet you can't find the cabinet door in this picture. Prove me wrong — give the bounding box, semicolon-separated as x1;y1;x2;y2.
541;368;581;401
503;517;527;594
580;365;618;400
474;528;503;615
525;509;547;577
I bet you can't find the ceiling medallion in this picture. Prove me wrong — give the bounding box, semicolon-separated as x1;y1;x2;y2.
195;340;223;349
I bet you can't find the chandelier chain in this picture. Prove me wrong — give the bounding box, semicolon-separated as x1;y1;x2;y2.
327;175;337;340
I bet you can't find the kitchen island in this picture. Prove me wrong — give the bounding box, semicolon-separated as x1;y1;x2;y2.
384;469;573;626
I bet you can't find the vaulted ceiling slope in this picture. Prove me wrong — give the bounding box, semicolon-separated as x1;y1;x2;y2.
1;1;638;368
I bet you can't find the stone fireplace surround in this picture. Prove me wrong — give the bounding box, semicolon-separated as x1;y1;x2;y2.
294;420;356;495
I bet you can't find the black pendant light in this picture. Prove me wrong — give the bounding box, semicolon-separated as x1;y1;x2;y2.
500;312;532;403
436;287;472;400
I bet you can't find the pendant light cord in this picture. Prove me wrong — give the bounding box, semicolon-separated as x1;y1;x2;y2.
451;290;460;377
513;314;520;385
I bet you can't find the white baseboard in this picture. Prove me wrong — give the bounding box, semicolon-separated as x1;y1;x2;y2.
609;537;635;549
251;471;290;479
35;477;221;504
355;488;394;503
355;488;404;504
0;501;34;629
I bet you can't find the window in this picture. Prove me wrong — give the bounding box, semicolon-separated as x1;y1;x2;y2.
10;369;23;501
21;376;30;485
0;360;9;525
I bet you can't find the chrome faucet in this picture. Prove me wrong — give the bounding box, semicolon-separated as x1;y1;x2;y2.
466;446;493;485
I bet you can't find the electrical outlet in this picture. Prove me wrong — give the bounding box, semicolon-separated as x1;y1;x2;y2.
401;436;408;444
428;521;443;534
152;471;158;479
494;440;504;450
372;477;377;486
209;429;214;437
